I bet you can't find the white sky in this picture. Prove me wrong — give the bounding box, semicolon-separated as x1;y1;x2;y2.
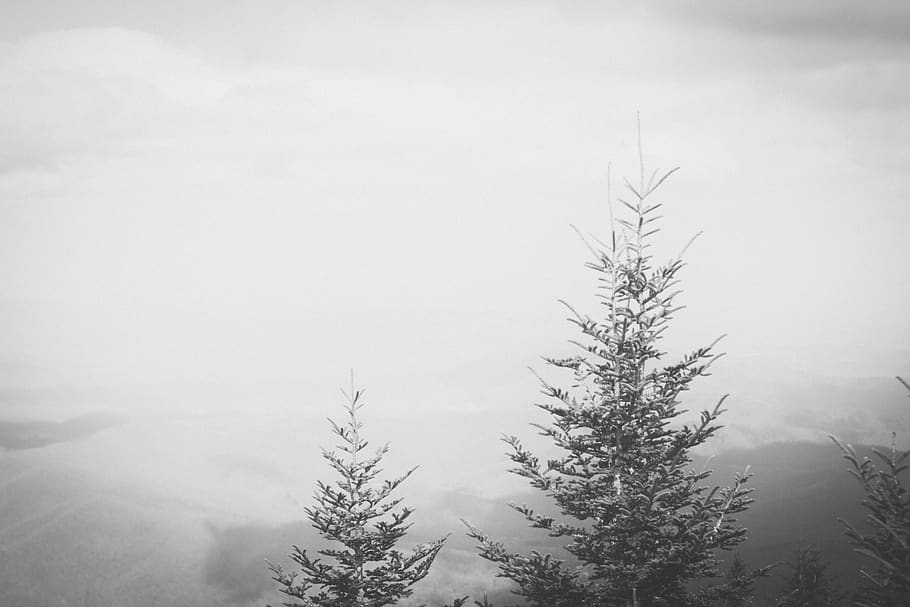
1;1;909;434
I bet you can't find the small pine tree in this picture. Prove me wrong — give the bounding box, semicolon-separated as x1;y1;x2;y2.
268;378;448;607
710;553;765;607
465;148;755;607
831;378;910;607
775;543;846;607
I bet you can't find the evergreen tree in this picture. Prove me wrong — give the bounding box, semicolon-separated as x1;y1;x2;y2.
465;154;754;607
831;378;910;607
775;544;846;607
712;553;762;607
268;378;449;607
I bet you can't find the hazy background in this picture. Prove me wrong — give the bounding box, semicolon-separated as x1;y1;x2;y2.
1;1;909;605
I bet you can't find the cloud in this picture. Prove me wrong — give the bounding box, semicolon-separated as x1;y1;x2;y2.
204;520;312;606
0;6;908;423
0;27;305;174
0;29;178;172
784;60;910;113
662;0;910;45
0;411;127;450
6;28;234;103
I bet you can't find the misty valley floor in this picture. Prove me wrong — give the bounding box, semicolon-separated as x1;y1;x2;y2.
0;413;874;606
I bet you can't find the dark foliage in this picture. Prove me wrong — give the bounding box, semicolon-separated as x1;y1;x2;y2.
465;153;755;607
268;379;448;607
775;544;847;607
832;377;910;607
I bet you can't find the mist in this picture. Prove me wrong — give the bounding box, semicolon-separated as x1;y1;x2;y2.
1;2;909;606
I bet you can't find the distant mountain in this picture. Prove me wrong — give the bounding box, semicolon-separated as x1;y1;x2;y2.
210;441;878;605
708;441;869;596
0;458;226;607
416;441;873;603
0;412;127;451
0;418;895;606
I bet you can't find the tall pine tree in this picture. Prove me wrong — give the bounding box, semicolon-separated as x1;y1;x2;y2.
466;150;754;607
268;377;449;607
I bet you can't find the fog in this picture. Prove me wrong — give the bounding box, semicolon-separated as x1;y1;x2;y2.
1;2;909;606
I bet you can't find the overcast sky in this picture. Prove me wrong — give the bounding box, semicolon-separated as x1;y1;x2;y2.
1;2;909;436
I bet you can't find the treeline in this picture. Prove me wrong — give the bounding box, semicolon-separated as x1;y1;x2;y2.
266;158;909;607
